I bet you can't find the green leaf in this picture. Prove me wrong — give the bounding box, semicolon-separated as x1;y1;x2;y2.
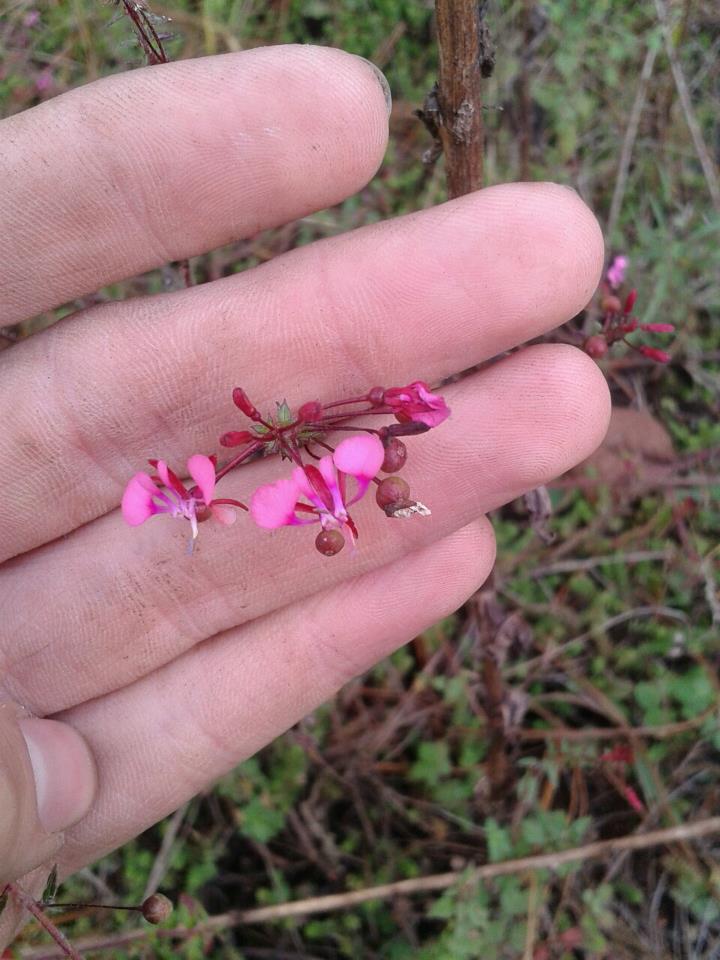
485;818;513;863
409;741;451;786
42;864;59;903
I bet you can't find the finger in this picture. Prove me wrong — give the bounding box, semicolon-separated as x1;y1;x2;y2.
0;45;390;325
0;183;604;561
0;702;96;884
0;345;610;714
54;519;495;872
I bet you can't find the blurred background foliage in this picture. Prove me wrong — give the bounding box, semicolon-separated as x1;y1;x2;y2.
1;0;719;957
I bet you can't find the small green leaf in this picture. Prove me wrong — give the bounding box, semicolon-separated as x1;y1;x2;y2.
42;864;59;903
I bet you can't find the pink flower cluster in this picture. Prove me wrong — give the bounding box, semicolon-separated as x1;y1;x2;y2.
584;255;675;365
121;380;450;556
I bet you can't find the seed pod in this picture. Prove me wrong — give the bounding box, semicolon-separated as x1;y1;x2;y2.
583;335;608;359
376;476;410;508
141;894;173;925
315;528;345;556
381;438;407;473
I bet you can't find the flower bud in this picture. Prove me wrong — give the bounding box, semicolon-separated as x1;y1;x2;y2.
639;345;671;363
141;894;173;924
376;476;410;508
315;528;345;556
367;386;385;406
583;335;608;359
297;401;323;423
640;322;675;333
219;430;254;448
384;421;430;437
381;438;407;473
600;294;622;314
623;289;638;314
232;387;262;421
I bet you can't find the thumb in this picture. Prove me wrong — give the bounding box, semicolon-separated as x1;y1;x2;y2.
0;702;97;885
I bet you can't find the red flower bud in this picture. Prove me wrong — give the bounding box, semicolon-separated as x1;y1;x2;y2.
639;345;671;363
315;528;345;556
623;289;638;314
381;438;407;473
640;322;675;333
297;401;323;423
384;421;430;437
367;386;385;406
583;335;608;359
600;294;622;314
219;430;254;448
232;387;261;421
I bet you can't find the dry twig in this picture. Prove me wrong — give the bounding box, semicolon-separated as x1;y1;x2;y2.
20;819;720;959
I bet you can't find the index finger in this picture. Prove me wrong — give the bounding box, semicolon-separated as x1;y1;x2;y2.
0;45;390;324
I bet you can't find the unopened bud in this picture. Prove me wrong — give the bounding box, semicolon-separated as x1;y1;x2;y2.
639;345;671;363
297;401;323;423
640;322;675;333
141;894;173;925
583;335;608;359
385;421;430;437
315;528;345;556
623;289;638;314
367;387;385;406
381;438;407;473
376;476;410;508
219;430;254;448
600;294;622;314
232;387;262;421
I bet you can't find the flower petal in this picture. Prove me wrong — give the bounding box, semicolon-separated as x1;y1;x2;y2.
250;477;303;529
187;454;216;505
210;504;237;526
333;435;385;479
121;473;161;526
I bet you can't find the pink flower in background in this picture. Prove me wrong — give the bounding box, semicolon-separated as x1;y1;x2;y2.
122;455;239;542
250;435;385;552
23;10;41;27
606;255;628;290
383;381;450;428
35;68;54;94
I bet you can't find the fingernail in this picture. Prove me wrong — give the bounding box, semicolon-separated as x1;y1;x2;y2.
355;56;392;115
20;719;97;833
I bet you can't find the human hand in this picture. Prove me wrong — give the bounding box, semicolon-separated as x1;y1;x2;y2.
0;44;609;930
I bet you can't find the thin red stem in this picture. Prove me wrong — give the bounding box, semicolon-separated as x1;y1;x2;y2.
6;883;84;960
214;442;264;483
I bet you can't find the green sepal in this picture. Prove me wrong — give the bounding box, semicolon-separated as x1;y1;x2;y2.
42;864;59;903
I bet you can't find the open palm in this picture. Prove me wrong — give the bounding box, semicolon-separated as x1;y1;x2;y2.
0;44;609;922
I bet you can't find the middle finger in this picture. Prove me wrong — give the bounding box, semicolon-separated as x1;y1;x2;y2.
0;183;603;563
0;345;610;714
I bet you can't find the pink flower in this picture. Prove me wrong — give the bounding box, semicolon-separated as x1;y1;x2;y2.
383;381;450;428
606;255;628;290
250;435;384;550
23;10;40;27
35;68;54;94
122;455;239;541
